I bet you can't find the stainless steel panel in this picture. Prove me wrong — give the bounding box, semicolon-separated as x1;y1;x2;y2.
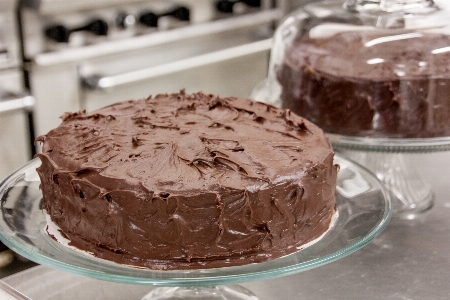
0;280;31;300
30;65;81;136
0;0;21;69
0;70;31;180
0;110;31;180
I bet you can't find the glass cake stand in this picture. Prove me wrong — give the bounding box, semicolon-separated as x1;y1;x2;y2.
0;155;391;300
328;134;450;217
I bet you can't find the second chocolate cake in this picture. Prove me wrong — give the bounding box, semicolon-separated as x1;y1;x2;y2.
278;32;450;138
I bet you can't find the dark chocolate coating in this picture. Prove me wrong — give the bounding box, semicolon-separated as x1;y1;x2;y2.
278;32;450;138
35;91;337;270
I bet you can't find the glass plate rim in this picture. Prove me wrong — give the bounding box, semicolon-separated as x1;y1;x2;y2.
327;133;450;153
0;155;392;287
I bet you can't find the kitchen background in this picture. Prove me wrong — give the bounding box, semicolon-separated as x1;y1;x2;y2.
0;0;313;276
1;1;450;299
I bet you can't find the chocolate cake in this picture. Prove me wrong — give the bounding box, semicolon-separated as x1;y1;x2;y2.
278;32;450;138
35;91;337;270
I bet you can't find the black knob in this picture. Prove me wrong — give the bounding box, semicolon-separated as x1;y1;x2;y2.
139;11;159;27
163;6;190;22
44;19;108;43
244;0;261;7
138;6;190;27
74;19;109;36
216;0;261;13
44;24;71;43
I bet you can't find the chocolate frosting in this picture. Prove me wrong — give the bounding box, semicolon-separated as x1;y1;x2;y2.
35;91;337;270
278;32;450;138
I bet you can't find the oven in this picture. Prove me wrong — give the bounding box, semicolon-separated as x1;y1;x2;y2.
18;0;307;138
0;0;34;180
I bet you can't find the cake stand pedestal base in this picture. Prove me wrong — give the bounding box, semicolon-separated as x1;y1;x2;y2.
142;285;259;300
337;150;433;216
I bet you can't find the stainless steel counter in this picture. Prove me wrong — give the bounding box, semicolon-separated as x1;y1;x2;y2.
3;151;450;300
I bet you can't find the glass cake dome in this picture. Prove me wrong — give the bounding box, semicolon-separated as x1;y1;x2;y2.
253;0;450;139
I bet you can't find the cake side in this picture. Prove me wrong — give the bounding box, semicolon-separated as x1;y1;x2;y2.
35;91;337;270
278;32;450;138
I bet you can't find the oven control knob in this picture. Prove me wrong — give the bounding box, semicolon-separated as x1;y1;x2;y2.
168;6;190;22
44;24;71;43
139;11;159;27
139;6;190;27
44;19;108;43
216;0;261;13
115;12;136;29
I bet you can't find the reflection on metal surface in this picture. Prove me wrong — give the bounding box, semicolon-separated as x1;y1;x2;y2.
432;46;450;54
0;280;31;300
0;96;35;115
363;32;423;47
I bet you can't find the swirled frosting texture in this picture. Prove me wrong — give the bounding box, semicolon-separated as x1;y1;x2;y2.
36;91;337;270
279;33;450;138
